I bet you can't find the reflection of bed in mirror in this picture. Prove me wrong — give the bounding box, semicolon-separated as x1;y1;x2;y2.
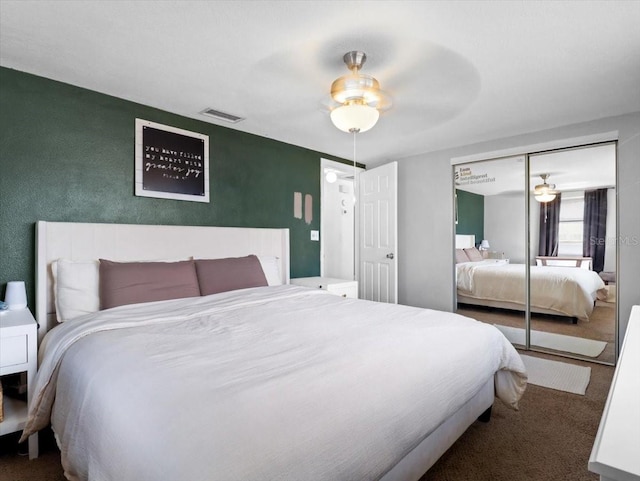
455;235;607;322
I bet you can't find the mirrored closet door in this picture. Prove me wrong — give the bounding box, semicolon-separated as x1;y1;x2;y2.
453;142;617;365
454;156;527;347
528;144;616;364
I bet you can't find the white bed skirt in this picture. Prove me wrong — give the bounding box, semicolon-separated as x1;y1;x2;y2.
381;377;494;481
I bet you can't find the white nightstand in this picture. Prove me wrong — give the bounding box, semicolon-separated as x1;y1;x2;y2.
291;276;358;298
0;308;38;458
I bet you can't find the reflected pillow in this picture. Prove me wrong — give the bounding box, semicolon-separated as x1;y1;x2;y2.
455;249;470;264
464;247;484;262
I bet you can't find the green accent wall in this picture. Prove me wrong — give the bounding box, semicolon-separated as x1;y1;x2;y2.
455;189;484;244
0;67;348;308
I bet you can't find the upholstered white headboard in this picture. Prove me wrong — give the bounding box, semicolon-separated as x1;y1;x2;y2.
35;221;290;343
455;234;476;249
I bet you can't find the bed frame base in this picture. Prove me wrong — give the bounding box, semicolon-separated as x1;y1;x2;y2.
457;294;583;323
477;405;492;423
380;376;494;481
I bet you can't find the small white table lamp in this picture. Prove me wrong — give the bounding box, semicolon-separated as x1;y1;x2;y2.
5;280;27;310
479;240;490;251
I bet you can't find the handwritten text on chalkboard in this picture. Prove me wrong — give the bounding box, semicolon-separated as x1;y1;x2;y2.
135;119;210;203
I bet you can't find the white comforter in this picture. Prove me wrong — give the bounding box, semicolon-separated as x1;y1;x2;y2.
457;261;607;320
23;285;526;481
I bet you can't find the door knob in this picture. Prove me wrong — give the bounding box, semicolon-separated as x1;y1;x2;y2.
386;253;394;259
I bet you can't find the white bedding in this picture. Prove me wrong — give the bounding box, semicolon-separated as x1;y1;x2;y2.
457;261;607;320
23;285;526;481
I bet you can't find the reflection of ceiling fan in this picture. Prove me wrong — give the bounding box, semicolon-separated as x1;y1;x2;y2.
534;174;558;203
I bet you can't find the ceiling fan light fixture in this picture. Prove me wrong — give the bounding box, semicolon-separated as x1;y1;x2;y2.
330;102;380;133
534;174;558;203
329;51;390;133
331;74;384;106
534;192;557;203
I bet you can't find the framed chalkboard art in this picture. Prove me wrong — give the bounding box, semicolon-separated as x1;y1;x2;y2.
135;119;210;203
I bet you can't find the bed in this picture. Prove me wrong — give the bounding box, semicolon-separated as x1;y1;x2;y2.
455;235;607;322
22;221;527;481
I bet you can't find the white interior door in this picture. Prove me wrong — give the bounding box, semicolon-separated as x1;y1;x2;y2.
358;161;397;303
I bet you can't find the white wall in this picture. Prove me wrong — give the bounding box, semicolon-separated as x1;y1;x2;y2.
398;150;454;312
396;112;640;350
484;193;527;264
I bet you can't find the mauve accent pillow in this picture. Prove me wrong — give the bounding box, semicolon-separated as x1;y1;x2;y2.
99;259;200;310
195;255;268;296
464;247;484;262
455;249;470;264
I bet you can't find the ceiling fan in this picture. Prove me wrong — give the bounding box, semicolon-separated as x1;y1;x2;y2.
328;51;392;133
533;174;559;203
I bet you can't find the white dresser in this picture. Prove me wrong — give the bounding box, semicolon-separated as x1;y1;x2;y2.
589;305;640;481
291;276;358;299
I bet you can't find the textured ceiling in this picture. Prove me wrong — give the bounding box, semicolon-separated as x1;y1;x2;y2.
1;1;639;166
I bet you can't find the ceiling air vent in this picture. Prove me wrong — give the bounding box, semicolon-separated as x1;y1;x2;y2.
200;108;244;123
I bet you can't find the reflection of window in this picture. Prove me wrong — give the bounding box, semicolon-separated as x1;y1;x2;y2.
558;192;584;256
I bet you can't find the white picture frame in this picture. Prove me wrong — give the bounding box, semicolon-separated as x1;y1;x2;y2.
134;118;210;203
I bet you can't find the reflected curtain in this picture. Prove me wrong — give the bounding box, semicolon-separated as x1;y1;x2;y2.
538;194;562;256
583;188;607;272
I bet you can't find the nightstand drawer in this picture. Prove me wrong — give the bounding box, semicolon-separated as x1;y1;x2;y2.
326;284;358;298
0;334;28;367
291;277;358;299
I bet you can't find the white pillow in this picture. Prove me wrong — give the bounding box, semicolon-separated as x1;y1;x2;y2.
52;257;193;322
52;259;100;322
258;256;282;286
52;255;280;322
